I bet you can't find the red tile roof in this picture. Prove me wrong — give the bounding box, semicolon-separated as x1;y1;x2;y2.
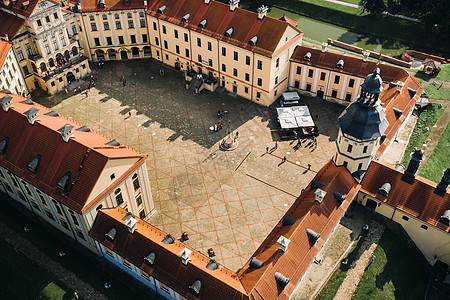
0;0;41;18
78;0;145;12
146;0;302;58
0;11;25;39
89;208;249;300
0;39;12;70
238;160;359;299
0;92;146;213
361;160;450;232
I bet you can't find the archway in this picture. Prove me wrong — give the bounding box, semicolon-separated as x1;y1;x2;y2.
107;49;116;60
72;46;78;56
143;46;151;57
40;62;47;73
56;53;64;66
48;58;55;68
131;47;139;58
64;50;70;60
175;60;180;70
66;72;76;84
95;49;105;60
120;50;128;60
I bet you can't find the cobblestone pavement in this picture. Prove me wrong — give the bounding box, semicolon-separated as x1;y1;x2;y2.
37;59;344;271
333;220;385;300
0;219;107;300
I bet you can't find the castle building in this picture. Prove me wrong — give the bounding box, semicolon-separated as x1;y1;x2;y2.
0;90;155;251
0;0;90;95
0;37;28;96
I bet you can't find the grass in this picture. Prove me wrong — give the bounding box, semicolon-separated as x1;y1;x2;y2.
0;195;162;300
402;103;447;165
0;238;75;300
315;230;368;299
352;229;428;299
436;64;450;81
420;122;450;183
423;84;450;100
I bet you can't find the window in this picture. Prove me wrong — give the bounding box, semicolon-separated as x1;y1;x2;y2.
106;37;112;45
208;58;212;67
207;41;212;51
345;93;352;101
140;19;145;28
139;210;146;219
175;45;180;54
244;87;249;93
320;72;326;81
257;78;262;86
106;249;114;257
127;12;132;18
363;145;368;153
115;188;124;205
59;77;63;82
163;40;168;49
37;19;42;26
72;24;77;35
276;58;279;68
402;216;409;221
174;29;178;39
52;40;58;51
159;282;171;294
60;37;66;47
343;161;348;167
45;210;55;220
22;65;30;76
334;76;340;84
102;15;107;20
349;78;355;88
294;81;299;88
91;23;97;31
115;13;119;19
257;60;262;70
308;69;313;78
246;55;250;65
31;201;40;211
76;229;85;240
296;66;301;75
358;163;363;170
162;25;166;34
89;16;94;21
130;35;136;44
70;213;79;226
347;144;353;153
116;21;121;29
52;199;63;215
128;20;134;28
116;36;123;44
245;73;249;81
222;64;226;72
185;49;189;58
155;37;159;46
198;54;202;62
153;22;157;30
132;174;140;191
94;38;100;47
46;16;50;23
306;84;311;91
197;38;201;47
233;68;237;77
103;22;109;30
275;76;278;85
61;219;70;230
136;194;142;206
256;91;261;99
233;51;238;61
17;50;24;61
142;34;148;43
421;224;428;230
184;33;188;42
123;259;132;269
331;90;338;98
222;47;226;56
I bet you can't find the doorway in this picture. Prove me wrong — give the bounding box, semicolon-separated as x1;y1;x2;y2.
366;199;377;210
120;50;128;60
66;72;76;84
317;90;324;98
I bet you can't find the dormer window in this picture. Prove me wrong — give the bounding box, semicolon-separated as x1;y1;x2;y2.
304;52;311;61
144;251;157;266
57;124;74;142
98;0;105;8
336;59;344;69
198;19;207;28
57;171;71;192
27;154;41;174
106;139;120;146
105;227;117;241
181;14;190;23
123;0;130;6
0;137;9;155
249;35;258;46
24;107;39;125
224;27;233;38
0;95;13;112
157;5;166;14
189;279;203;296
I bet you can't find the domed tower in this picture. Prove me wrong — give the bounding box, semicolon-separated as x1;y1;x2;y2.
333;68;389;177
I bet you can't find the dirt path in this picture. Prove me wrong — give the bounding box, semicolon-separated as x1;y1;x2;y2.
0;219;107;300
333;221;385;300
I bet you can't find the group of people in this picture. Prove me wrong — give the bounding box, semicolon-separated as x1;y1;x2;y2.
212;110;228;132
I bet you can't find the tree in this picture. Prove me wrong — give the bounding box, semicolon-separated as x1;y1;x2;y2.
361;0;387;15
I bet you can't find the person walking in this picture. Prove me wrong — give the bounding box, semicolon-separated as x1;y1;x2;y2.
266;147;269;153
307;163;311;170
235;131;239;139
240;104;244;111
283;155;286;162
275;141;278;149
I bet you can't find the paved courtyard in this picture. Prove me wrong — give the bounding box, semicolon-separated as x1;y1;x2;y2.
37;59;344;272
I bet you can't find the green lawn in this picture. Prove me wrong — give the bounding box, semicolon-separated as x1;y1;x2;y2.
423;84;450;100
352;229;428;299
420;122;450;183
436;64;450;81
0;195;162;300
337;0;361;5
402;103;447;165
316;230;368;299
0;238;75;300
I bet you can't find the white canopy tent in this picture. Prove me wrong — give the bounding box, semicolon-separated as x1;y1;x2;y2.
276;106;315;129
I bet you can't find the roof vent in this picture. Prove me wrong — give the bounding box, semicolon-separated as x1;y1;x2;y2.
198;19;207;28
311;180;324;189
105;227;117;241
315;188;326;204
181;13;190;23
407;87;417;97
229;0;239;11
336;59;344;69
0;89;11;94
435;168;450;197
332;191;346;205
189;279;203;296
144;251;157;265
27;154;41;174
378;182;391;197
98;0;105;7
257;5;268;20
204;0;210;4
249;257;264;269
44;111;59;117
275;272;290;290
106;139;120;146
393;107;403;117
396;81;404;93
157;5;166;14
206;259;219;270
125;216;138;233
123;0;129;6
277;235;290;253
180;247;192;265
249;35;258;46
24;107;39;125
20;99;33;105
0;95;13;112
389;82;397;88
0;137;9;155
58;124;74;142
306;228;320;243
321;42;328;53
224;27;233;38
282;215;296;226
57;171;71;192
440;210;450;226
404;147;425;181
395;163;405;171
161;234;175;244
362;51;370;62
76;126;91;132
21;2;28;9
304;52;311;61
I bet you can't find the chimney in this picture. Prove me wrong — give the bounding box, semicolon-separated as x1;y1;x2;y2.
363;51;370;62
403;147;424;181
229;0;239;11
435;168;450;196
396;81;404;93
0;95;13;112
125;215;137;233
257;5;268;20
314;188;326;204
277;235;290;253
24;107;39;125
321;42;328;53
179;247;192;265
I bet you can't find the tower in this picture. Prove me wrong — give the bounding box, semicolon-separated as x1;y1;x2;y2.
333;68;389;178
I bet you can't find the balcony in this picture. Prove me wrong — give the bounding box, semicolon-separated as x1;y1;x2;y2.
42;55;88;81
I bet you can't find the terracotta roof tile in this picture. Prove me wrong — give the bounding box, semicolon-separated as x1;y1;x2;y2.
79;0;145;12
89;208;249;300
0;11;25;39
0;39;12;71
0;0;40;18
361;160;450;232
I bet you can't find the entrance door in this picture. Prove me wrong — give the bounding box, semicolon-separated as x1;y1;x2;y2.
174;61;180;70
67;72;76;84
233;85;237;93
121;51;128;60
317;90;324;98
222;80;225;88
198;67;202;74
366;199;377;210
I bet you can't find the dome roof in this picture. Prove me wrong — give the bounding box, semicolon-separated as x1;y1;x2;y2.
361;67;383;94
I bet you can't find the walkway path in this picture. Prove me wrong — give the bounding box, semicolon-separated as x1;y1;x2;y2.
333;221;385;300
0;219;107;300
